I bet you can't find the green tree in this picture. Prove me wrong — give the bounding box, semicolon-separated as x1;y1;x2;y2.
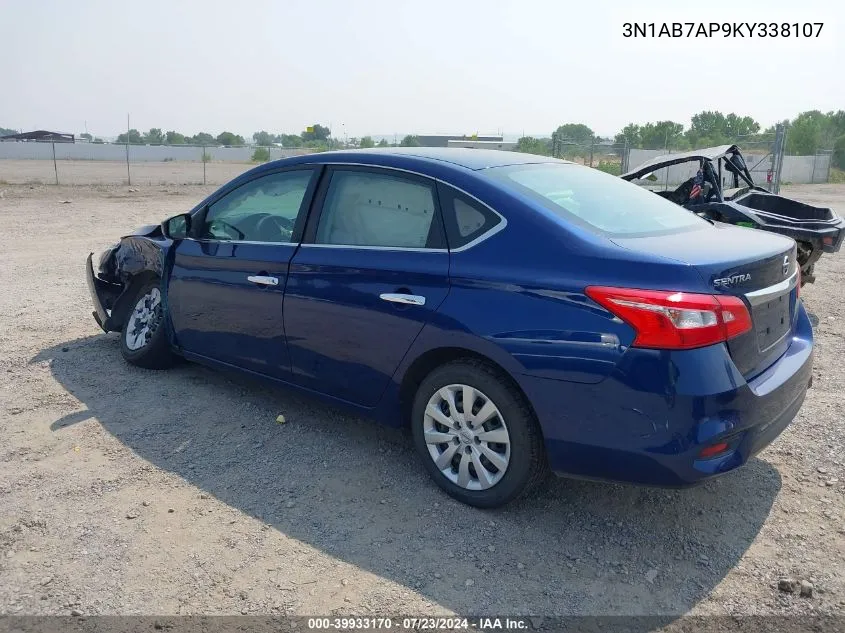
143;128;164;144
400;135;420;147
723;113;760;138
0;127;17;137
821;110;845;149
79;132;93;141
116;128;143;144
165;131;186;144
189;132;215;145
515;136;551;156
786;110;845;154
639;121;685;149
552;123;594;145
302;124;330;142
377;138;389;147
614;124;641;148
216;131;245;146
251;147;271;162
253;130;274;145
786;111;827;155
359;136;375;148
686;111;761;147
279;134;303;147
687;111;727;145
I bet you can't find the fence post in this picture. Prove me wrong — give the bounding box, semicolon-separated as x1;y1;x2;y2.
202;145;207;185
125;142;131;186
773;123;786;194
52;141;58;185
589;139;594;168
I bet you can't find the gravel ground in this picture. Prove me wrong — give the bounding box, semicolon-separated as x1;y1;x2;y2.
0;182;843;618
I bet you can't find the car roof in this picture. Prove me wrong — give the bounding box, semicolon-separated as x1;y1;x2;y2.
277;147;570;171
620;144;740;180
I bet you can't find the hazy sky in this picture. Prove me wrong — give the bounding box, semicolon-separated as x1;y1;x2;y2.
1;0;841;139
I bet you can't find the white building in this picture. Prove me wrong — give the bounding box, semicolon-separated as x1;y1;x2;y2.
446;139;517;151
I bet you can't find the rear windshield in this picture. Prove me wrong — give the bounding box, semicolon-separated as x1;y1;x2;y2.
486;163;707;237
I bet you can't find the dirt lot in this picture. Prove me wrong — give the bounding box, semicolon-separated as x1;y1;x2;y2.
0;182;843;619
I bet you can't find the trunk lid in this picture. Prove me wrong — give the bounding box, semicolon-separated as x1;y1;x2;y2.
612;223;799;378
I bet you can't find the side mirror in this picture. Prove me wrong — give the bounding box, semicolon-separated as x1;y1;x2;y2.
161;213;191;240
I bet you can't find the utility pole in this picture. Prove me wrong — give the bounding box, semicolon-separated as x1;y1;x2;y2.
52;141;58;185
125;113;131;186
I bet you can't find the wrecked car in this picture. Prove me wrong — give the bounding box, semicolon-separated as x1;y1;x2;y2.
621;145;844;284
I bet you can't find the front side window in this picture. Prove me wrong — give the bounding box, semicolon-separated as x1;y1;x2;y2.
486;163;707;237
315;170;439;248
200;169;314;243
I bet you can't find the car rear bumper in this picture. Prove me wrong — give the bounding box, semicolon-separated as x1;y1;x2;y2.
517;301;814;487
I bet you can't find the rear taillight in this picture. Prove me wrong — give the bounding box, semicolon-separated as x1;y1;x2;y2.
699;442;730;458
585;286;752;350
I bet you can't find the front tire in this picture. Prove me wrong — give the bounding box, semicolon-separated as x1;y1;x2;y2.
411;360;548;508
119;279;173;369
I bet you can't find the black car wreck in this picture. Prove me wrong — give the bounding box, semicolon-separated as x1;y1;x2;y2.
621;145;844;284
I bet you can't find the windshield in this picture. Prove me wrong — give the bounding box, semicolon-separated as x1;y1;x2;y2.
486;163;708;237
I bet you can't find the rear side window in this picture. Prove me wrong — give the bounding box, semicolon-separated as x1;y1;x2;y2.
437;184;502;249
486;163;707;237
315;170;442;248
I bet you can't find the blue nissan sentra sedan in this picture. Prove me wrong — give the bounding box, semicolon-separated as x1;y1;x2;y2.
86;148;813;507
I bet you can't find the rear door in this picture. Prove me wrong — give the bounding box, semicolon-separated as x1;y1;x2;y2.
283;166;450;406
167;167;318;378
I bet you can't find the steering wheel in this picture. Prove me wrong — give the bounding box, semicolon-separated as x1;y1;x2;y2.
208;220;245;241
255;215;294;242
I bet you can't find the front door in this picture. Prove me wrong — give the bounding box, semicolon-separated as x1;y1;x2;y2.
167;167;318;378
284;166;450;407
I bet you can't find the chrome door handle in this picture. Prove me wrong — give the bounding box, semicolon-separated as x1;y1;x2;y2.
380;293;426;306
247;275;279;286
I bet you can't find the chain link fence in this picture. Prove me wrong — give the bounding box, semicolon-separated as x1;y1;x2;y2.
549;127;832;193
0;142;315;186
0;131;834;188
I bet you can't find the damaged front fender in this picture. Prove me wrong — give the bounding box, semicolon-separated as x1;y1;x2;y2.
88;226;173;333
113;235;166;281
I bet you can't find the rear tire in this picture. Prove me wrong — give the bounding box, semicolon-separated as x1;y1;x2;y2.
119;279;174;369
411;359;548;508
